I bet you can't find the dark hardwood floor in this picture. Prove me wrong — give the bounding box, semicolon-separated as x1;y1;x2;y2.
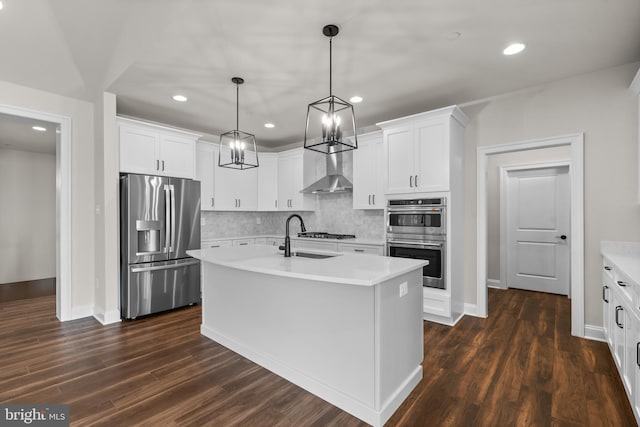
0;277;55;303
0;288;635;426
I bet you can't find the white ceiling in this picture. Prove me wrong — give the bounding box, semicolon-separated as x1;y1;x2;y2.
0;0;639;149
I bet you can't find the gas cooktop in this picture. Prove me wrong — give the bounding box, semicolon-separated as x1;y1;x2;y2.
297;232;356;240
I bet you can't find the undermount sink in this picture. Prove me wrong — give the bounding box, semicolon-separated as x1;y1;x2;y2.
293;252;338;259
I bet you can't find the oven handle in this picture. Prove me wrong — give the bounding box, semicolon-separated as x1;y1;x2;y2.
388;241;444;248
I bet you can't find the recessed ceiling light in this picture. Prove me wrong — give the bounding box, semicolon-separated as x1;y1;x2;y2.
446;31;461;40
264;123;275;128
172;94;188;102
350;96;363;103
32;126;47;132
503;43;526;56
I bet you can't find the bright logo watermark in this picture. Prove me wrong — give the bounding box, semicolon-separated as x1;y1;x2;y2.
1;405;69;426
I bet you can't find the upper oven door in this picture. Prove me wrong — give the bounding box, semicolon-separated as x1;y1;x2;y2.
387;207;445;235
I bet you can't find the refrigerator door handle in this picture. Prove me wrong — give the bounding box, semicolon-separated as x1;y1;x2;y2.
170;184;176;253
130;259;200;273
164;184;171;253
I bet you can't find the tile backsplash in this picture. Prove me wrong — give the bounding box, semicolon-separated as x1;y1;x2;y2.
201;192;384;241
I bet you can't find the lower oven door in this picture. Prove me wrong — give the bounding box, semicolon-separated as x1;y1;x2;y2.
387;240;445;289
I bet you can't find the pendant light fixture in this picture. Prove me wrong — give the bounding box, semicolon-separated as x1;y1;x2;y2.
219;77;259;170
304;24;357;154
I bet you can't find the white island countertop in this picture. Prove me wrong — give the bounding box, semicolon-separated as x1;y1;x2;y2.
187;245;427;287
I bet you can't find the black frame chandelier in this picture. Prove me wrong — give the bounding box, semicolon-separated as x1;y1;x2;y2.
304;24;357;154
218;77;259;170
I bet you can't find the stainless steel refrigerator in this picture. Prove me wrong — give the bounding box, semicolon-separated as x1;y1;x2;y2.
120;174;201;319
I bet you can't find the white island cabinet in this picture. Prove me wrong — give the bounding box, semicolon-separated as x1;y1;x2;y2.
187;245;426;427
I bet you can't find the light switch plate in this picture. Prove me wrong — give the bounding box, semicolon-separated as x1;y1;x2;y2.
399;281;408;297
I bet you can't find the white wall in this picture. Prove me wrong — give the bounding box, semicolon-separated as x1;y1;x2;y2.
0;149;56;283
0;80;95;313
462;62;640;327
487;146;570;282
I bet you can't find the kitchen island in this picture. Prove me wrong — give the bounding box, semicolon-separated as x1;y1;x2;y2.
187;245;427;427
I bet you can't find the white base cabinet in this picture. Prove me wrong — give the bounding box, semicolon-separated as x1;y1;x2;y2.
601;252;640;425
118;117;200;179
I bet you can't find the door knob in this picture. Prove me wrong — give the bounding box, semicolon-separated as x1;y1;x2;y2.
555;235;567;240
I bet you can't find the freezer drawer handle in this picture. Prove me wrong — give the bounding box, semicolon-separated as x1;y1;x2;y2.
131;259;200;273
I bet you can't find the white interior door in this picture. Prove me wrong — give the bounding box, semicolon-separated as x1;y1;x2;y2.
506;165;570;295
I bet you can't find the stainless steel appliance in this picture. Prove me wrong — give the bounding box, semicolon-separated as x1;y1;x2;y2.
387;198;446;289
120;174;201;319
387;197;445;236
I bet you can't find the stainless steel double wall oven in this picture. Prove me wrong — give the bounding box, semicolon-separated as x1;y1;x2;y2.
386;198;446;289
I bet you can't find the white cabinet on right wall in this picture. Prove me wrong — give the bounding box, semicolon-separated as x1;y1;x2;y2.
352;131;384;210
377;106;469;195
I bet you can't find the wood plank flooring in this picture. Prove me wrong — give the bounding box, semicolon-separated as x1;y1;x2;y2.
0;277;55;303
0;288;635;426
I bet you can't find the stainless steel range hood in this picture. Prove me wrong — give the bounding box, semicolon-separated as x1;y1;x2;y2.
301;148;353;194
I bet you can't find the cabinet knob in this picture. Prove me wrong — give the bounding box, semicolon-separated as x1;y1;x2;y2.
555;235;567;240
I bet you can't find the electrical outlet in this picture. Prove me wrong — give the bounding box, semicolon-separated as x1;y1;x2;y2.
399;281;408;297
256;217;261;225
200;218;206;226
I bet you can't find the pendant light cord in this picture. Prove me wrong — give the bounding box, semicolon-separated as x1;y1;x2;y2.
329;36;333;96
236;81;240;131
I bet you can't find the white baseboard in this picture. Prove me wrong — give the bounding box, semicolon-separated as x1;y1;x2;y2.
71;304;94;320
93;309;122;325
464;303;481;317
584;324;606;342
487;279;506;289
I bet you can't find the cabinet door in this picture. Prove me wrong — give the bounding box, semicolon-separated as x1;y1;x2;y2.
384;126;414;194
370;137;384;208
415;119;448;192
235;166;258;211
353;141;374;209
613;292;626;372
119;126;159;175
603;283;612;348
159;135;195;179
258;155;279;211
288;153;305;210
196;142;216;211
278;154;295;211
624;307;637;399
213;149;238;210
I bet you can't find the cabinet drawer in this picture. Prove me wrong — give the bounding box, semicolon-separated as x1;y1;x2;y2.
265;237;284;247
293;240;338;252
338;243;384;255
233;238;255;247
203;240;232;249
423;288;451;317
254;237;268;245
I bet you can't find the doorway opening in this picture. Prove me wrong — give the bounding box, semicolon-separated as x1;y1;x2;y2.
0;105;71;321
476;133;584;337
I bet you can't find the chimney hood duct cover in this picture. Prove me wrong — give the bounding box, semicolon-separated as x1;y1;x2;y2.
301;151;353;193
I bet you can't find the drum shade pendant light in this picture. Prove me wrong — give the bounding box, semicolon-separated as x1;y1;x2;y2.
219;77;259;170
304;24;357;154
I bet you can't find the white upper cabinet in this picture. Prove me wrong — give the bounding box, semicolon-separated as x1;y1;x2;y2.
352;131;384;209
214;146;258;211
196;141;216;211
377;106;469;195
118;117;199;179
278;148;315;211
258;153;279;211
